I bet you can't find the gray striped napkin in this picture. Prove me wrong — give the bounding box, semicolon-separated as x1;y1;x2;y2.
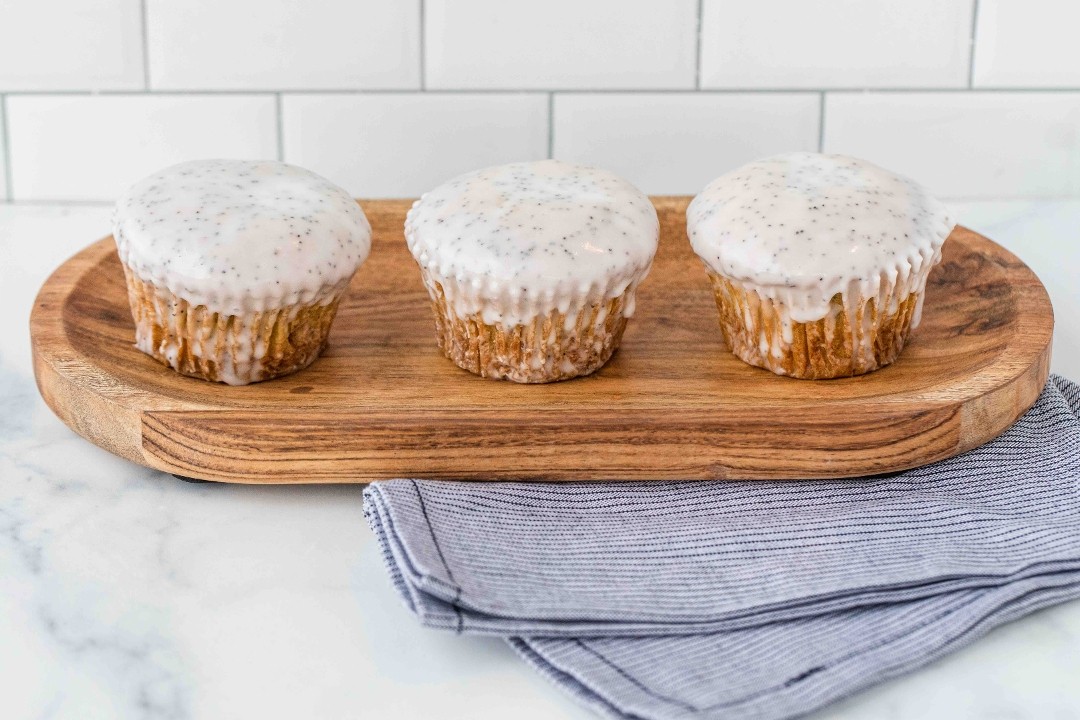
363;375;1080;720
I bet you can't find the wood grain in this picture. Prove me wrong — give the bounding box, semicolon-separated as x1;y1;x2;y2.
30;198;1054;483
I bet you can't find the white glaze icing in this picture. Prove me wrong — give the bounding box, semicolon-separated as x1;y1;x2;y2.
687;152;955;341
130;280;336;386
405;160;659;329
113;159;371;316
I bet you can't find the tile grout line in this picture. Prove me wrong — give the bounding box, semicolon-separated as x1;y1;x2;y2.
419;0;426;90
1;95;12;201
817;91;826;152
695;0;704;89
3;87;1079;97
5;194;1075;207
4;198;116;207
140;0;151;89
968;0;981;88
5;199;115;207
275;93;284;161
547;93;555;159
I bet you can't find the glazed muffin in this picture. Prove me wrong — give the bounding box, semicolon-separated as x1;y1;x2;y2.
112;159;371;385
405;160;659;383
687;153;954;379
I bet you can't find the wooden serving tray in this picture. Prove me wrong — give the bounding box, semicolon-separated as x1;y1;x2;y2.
31;198;1053;483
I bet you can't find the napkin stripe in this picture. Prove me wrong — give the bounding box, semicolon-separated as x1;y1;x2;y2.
572;639;701;714
410;479;465;634
515;578;1080;720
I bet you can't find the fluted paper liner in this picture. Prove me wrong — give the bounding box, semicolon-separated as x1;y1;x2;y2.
707;271;921;379
424;272;631;383
122;268;344;385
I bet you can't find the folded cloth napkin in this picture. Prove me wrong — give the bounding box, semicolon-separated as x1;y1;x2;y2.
363;375;1080;720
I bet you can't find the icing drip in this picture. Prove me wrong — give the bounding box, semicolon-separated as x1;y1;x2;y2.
405;159;659;331
687;152;954;339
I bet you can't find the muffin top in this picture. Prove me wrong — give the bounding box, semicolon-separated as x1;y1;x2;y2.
113;159;371;315
405;160;658;324
687;152;954;322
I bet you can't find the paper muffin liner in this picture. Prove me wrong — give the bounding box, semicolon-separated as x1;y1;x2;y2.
706;271;924;379
122;266;346;385
420;269;633;383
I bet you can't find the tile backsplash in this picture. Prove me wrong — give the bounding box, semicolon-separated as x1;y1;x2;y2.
699;0;973;89
1;0;1078;201
280;93;549;198
972;0;1080;87
552;93;821;194
0;0;144;92
424;0;699;90
823;92;1080;198
146;1;421;90
7;95;279;201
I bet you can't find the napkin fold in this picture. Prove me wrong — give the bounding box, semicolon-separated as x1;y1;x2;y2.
363;375;1080;720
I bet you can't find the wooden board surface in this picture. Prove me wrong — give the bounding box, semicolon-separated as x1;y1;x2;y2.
30;198;1053;483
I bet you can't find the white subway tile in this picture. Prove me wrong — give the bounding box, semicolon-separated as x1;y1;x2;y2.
147;0;420;90
700;0;972;89
281;93;549;198
823;92;1080;198
552;93;820;195
425;0;697;90
973;0;1080;87
0;0;143;90
0;100;8;200
7;95;278;201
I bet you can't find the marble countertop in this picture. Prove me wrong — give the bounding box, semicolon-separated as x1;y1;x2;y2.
2;201;1078;720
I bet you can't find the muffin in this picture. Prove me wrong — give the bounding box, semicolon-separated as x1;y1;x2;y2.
112;159;371;385
687;153;954;379
405;160;659;383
